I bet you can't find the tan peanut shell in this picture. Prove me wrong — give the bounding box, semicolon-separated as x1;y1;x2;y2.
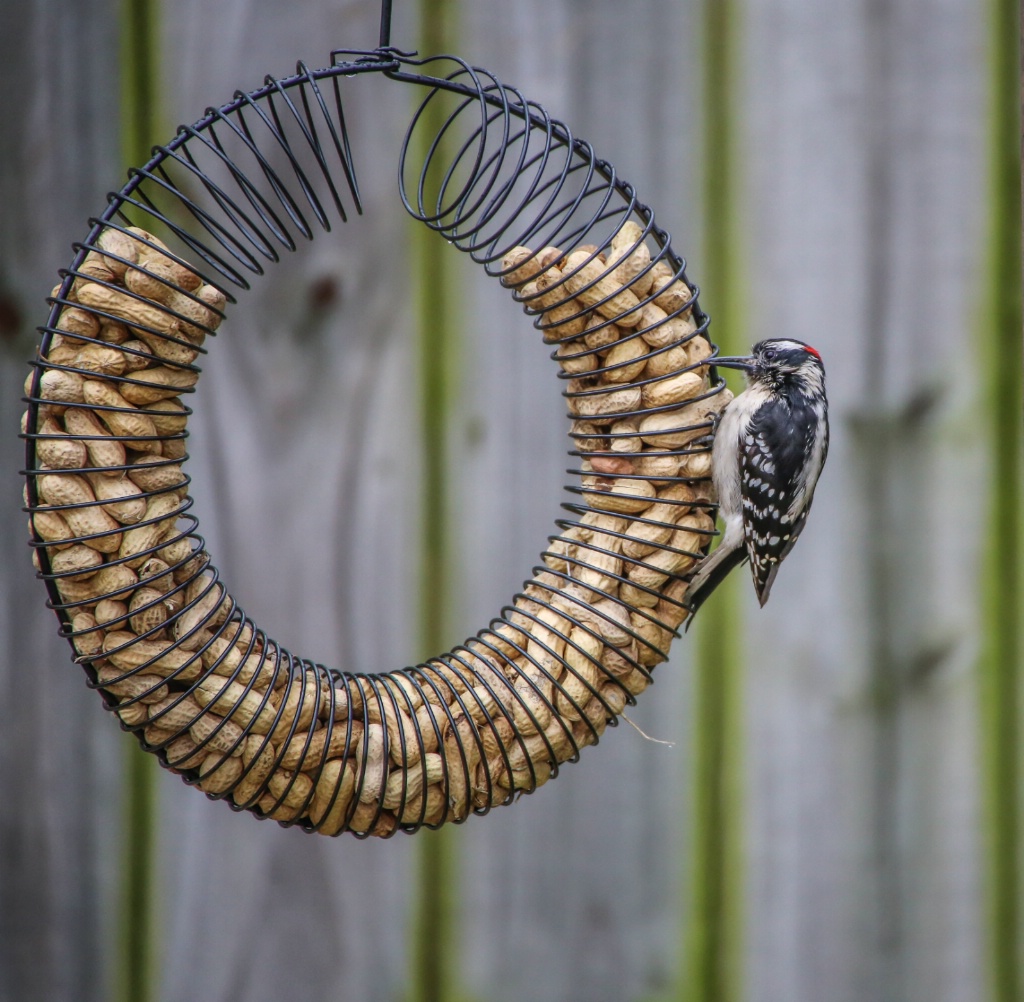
163;734;206;771
128;587;171;636
189;713;245;757
120;340;154;370
539;299;588;342
601;335;648;383
562;250;643;326
81;380;160;452
500;246;536;285
160;436;187;461
94;598;130;629
582;315;622;350
37;473;123;552
63;408;127;471
567;381;642;419
41;342;79;368
95;227;139;278
139;398;187;435
642;370;706;409
98;320;131;344
501;246;549;288
197;753;245;796
70;612;103;656
637;302;694;350
607;220;655;298
63;562;138;605
164;286;223;342
73;255;116;290
117;495;181;568
127;228;203;292
127;456;187;495
102;630;201;681
75;282;178;339
638;403;713;449
310;759;357;834
194;676;279;735
608;417;641;454
35;418;88;470
648;260;695;315
125;255;203;314
87;472;147;524
39;368;86;405
644;344;690;379
118;366;198;406
30;506;75;548
555;339;598;375
73;344;127;377
96;663;169;705
233;737;280;809
148;694;206;735
580;474;657;514
49;543;103;581
633;450;682;483
55;306;101;343
135;558;174;595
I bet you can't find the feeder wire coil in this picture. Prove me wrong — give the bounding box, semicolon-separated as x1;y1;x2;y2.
21;48;729;837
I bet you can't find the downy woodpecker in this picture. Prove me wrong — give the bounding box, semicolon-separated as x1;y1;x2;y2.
683;338;828;615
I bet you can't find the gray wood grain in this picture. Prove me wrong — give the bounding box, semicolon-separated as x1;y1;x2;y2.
454;4;701;1001
156;7;421;1001
157;4;704;1001
742;1;989;1001
0;2;125;1001
0;0;995;1000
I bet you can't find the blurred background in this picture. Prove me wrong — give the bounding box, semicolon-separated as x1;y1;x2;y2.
0;1;1020;1001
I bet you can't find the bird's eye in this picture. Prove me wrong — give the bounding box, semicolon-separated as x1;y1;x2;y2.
762;348;777;361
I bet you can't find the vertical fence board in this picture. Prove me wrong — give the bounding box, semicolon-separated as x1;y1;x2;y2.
455;3;702;1000
0;3;124;1001
743;2;989;1001
154;6;420;1001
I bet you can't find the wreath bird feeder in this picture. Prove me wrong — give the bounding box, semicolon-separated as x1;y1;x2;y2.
21;9;730;838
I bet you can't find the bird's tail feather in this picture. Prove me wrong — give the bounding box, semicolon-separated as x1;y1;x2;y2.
683;546;748;630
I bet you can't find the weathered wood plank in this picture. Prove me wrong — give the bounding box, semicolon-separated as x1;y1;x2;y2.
455;4;701;1001
0;1;997;1000
742;1;989;1001
0;2;125;1001
155;7;421;1002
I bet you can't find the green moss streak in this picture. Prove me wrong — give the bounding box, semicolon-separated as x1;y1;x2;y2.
980;1;1022;999
411;3;461;1001
119;0;160;169
684;1;745;1000
117;3;161;1002
687;595;744;1002
119;751;157;1002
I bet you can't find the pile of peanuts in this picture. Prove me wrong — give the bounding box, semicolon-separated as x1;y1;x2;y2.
24;216;730;837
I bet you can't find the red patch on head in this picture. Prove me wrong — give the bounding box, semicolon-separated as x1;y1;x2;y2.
803;344;821;360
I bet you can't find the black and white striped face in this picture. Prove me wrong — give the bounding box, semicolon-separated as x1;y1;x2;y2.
712;338;825;397
746;339;825;395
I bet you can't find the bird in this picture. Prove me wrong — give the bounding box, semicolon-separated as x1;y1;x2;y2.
683;337;829;617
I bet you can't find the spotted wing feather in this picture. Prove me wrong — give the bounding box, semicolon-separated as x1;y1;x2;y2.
739;397;821;606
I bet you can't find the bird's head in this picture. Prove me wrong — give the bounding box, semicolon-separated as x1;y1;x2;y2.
711;338;825;396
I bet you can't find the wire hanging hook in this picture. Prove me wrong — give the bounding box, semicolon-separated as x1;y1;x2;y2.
379;0;394;48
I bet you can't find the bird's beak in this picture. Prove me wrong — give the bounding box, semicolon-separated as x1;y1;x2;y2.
709;354;756;372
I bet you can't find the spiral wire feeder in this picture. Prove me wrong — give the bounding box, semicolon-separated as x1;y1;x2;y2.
21;46;729;837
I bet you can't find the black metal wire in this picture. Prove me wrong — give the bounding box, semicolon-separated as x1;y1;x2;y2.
21;46;726;837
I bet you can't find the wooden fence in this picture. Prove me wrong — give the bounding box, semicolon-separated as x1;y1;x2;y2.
0;1;1017;1000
